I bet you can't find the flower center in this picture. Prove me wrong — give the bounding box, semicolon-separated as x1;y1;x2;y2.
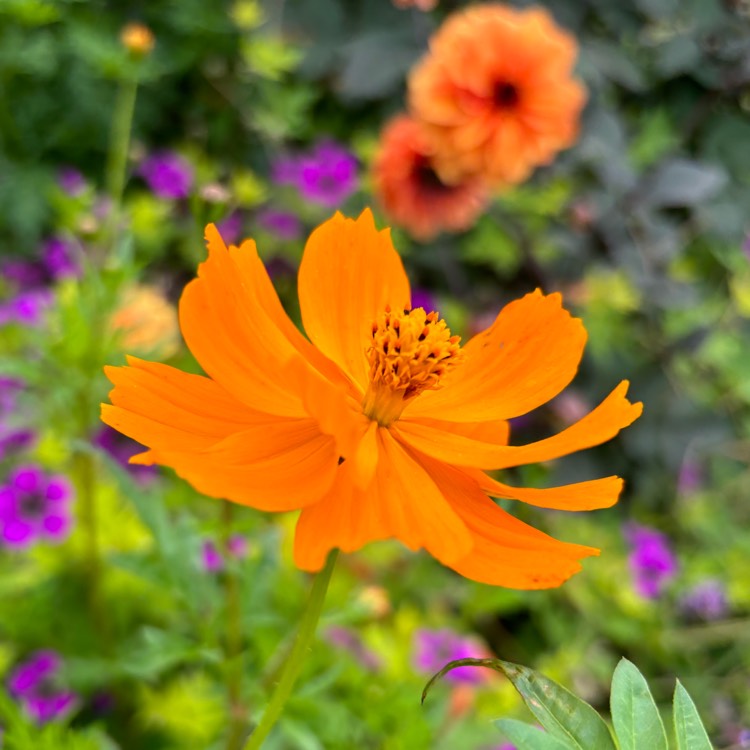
493;81;519;109
362;306;462;426
19;492;47;520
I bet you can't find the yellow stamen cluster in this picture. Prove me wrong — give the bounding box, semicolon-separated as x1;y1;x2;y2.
362;306;462;426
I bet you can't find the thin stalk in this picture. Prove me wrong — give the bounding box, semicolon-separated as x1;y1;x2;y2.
242;551;339;750
105;76;139;249
74;398;110;652
223;502;245;750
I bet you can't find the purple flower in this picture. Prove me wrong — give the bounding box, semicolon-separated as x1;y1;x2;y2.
227;534;248;559
8;651;77;724
201;540;224;573
200;534;249;573
1;259;47;289
677;459;702;495
217;212;244;246
624;524;678;599
139;152;193;200
257;209;303;241
680;579;728;621
411;288;437;313
0;290;53;327
413;628;491;685
42;237;79;281
324;626;382;671
0;377;24;419
0;465;73;549
272;140;358;207
94;425;157;484
0;428;36;461
57;168;86;197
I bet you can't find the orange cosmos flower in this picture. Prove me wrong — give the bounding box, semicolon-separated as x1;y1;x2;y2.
101;210;641;589
373;115;489;241
408;4;586;186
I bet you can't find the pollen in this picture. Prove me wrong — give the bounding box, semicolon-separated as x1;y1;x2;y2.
362;306;462;426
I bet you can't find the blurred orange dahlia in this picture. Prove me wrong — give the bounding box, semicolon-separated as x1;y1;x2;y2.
408;4;586;186
373;115;489;241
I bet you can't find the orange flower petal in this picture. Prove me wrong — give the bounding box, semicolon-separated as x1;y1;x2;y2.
179;225;345;417
404;291;587;422
466;470;624;511
102;357;267;453
416;454;598;589
142;421;338;512
297;210;411;390
293;427;472;571
396;381;642;469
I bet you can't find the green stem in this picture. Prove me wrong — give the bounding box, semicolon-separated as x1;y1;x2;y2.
74;426;110;652
105;76;138;249
223;502;245;750
243;551;339;750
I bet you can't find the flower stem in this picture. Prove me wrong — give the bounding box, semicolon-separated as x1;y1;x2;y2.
242;551;338;749
105;75;138;249
223;502;245;750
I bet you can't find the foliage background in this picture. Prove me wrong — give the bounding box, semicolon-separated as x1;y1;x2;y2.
0;0;749;747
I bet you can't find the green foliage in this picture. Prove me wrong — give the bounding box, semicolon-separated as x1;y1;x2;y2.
423;657;716;750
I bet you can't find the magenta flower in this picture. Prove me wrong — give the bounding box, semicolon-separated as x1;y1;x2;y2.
272;140;358;207
200;534;248;573
0;465;73;549
139;152;193;200
413;628;491;685
57;168;86;197
201;540;224;573
216;212;244;246
680;579;728;621
1;259;47;289
8;651;77;723
410;287;437;313
257;208;303;241
624;524;678;599
42;237;79;280
324;626;382;672
94;425;157;484
0;289;53;327
0;428;35;461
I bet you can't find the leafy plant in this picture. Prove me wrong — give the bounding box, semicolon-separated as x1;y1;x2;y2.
422;657;714;750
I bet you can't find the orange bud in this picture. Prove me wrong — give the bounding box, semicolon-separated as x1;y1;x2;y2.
120;23;155;57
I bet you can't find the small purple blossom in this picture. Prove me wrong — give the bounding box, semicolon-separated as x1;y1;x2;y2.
8;651;77;724
680;579;728;621
94;425;157;484
139;152;193;200
0;377;24;418
257;208;303;241
272;140;358;207
57;168;86;196
201;540;224;573
0;465;73;549
677;459;702;495
324;626;382;671
42;237;79;280
217;211;244;246
624;524;678;599
1;259;47;289
0;428;36;461
413;628;491;685
200;534;249;573
0;289;53;327
411;288;437;313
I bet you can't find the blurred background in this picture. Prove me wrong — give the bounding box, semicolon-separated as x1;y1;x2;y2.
0;0;749;748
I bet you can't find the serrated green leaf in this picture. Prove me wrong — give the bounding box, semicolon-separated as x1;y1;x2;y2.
673;681;713;750
610;659;668;750
422;658;616;750
495;719;575;750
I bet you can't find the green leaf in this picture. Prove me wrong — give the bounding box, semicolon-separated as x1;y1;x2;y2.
673;681;713;750
495;719;575;750
610;658;668;750
422;658;616;750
